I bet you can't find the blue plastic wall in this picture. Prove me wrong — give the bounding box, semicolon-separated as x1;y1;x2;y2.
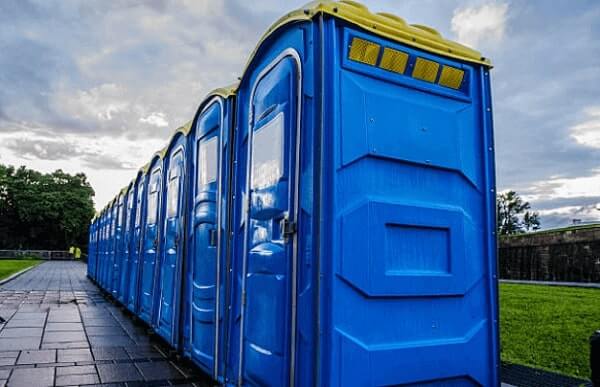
318;19;499;386
88;13;498;387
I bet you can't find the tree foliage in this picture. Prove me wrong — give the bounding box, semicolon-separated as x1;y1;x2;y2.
0;164;95;250
497;190;540;235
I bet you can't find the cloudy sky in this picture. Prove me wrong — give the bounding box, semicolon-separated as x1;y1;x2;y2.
1;0;599;229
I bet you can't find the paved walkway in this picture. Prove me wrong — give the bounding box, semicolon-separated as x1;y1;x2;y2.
500;279;600;288
0;261;209;387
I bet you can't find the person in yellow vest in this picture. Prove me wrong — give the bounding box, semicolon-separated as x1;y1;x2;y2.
75;247;81;259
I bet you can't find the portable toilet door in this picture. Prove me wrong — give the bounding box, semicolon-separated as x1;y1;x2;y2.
184;91;234;381
230;35;305;386
140;155;164;324
104;204;115;291
91;220;98;279
106;201;115;292
102;209;110;289
92;219;99;279
96;213;104;283
101;210;109;287
155;129;188;346
119;183;136;304
87;219;95;278
112;193;125;297
128;171;147;313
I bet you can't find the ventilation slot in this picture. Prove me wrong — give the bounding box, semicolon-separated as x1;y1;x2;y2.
348;37;380;66
438;65;465;89
412;57;439;83
379;47;409;74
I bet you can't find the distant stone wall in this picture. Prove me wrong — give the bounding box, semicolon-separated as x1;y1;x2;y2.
499;226;600;282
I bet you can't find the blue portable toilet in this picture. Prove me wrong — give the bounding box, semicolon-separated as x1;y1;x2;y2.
118;182;136;304
139;152;165;324
181;85;236;382
127;169;148;313
225;2;499;386
154;123;191;346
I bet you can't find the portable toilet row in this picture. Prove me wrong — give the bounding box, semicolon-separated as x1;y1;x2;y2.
87;1;500;385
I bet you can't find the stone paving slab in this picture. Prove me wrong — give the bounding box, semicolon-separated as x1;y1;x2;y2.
0;261;212;386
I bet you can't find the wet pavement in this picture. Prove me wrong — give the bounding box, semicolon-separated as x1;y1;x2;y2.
0;261;211;387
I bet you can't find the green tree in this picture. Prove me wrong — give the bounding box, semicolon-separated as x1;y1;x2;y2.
0;164;95;250
497;190;540;235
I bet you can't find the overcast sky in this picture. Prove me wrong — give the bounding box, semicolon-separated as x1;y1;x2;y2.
1;0;600;229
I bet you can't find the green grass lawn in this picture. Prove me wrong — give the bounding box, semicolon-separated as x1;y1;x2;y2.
0;259;41;281
500;283;600;378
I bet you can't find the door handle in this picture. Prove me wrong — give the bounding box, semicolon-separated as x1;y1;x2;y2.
209;229;218;247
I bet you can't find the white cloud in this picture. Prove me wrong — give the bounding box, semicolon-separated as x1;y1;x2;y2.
140;112;169;128
570;106;600;148
0;130;165;207
451;2;509;48
522;171;600;202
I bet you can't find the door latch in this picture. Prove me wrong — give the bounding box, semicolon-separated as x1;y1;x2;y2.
280;217;297;241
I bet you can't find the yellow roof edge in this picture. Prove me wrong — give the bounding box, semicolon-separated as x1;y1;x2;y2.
169;120;193;142
140;162;150;174
207;83;238;99
243;1;491;71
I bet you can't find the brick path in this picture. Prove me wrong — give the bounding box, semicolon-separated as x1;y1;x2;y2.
0;261;210;387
